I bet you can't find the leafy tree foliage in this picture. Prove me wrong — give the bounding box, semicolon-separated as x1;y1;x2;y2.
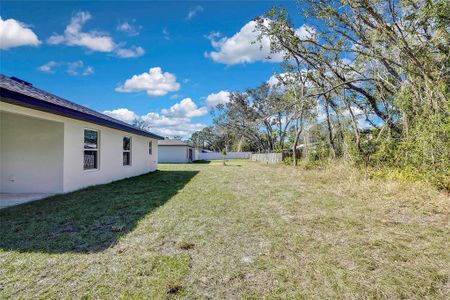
190;0;449;188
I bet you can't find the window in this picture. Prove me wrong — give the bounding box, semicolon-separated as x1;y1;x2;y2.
123;136;131;166
149;141;152;155
84;129;99;170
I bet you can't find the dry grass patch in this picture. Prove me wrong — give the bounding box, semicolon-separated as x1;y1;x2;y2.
0;160;448;299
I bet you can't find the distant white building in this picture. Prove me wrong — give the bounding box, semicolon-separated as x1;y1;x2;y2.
158;139;195;163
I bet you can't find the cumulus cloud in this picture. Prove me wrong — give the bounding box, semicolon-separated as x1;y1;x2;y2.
48;11;144;58
38;61;58;73
115;45;145;58
294;25;316;40
161;98;208;118
186;5;204;20
103;108;138;123
38;60;94;76
48;12;114;52
205;19;283;65
103;96;209;137
103;107;207;138
141;111;207;137
115;67;181;96
206;20;315;65
205;90;230;108
0;17;40;49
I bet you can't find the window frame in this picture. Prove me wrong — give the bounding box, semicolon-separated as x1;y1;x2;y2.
149;140;153;155
123;136;132;166
83;128;100;171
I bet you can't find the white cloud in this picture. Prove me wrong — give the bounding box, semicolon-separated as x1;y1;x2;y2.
117;21;140;36
141;112;206;137
38;61;58;73
103;108;206;138
151;123;206;137
48;11;144;58
161;98;208;118
115;45;144;58
205;19;283;65
206;20;316;65
115;67;181;96
103;108;138;123
0;17;40;50
294;25;316;40
205;90;230;108
38;60;94;76
186;6;204;20
48;12;114;52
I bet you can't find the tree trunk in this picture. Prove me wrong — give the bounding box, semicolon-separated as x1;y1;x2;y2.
324;100;337;158
345;99;361;151
292;117;299;166
303;130;309;162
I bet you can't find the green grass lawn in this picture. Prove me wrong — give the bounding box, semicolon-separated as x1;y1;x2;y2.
0;160;448;299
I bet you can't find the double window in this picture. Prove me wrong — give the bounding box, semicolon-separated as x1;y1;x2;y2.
83;131;136;169
84;129;99;170
123;137;132;166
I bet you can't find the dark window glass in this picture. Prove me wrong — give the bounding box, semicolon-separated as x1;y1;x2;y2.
84;130;99;170
84;130;98;149
123;137;131;166
84;150;98;169
149;141;152;155
123;152;131;166
123;137;131;151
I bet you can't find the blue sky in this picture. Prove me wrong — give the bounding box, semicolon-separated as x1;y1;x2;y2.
1;1;305;137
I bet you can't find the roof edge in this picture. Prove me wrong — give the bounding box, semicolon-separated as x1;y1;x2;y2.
0;87;164;140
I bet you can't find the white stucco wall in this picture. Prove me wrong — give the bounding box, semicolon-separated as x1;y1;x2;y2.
158;145;192;163
63;120;158;192
0;101;159;193
0;111;64;193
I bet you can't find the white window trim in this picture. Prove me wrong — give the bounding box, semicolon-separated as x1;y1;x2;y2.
123;136;132;166
149;140;153;156
83;128;100;171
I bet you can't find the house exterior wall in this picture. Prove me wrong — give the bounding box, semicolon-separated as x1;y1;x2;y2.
0;101;158;193
0;111;64;193
158;145;192;163
62;120;157;192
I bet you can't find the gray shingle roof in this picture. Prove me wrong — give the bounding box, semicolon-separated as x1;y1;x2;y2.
0;74;163;140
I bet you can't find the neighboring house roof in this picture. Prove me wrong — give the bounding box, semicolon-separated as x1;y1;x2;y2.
158;139;192;147
0;74;164;140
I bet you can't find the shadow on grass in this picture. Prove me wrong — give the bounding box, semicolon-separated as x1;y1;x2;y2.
192;160;211;164
0;170;198;254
